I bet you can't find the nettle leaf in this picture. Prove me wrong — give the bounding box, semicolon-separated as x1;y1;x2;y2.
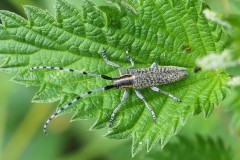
147;135;233;160
223;87;240;129
0;0;229;156
108;135;233;160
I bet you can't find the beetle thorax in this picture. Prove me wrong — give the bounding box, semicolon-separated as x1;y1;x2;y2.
113;74;134;88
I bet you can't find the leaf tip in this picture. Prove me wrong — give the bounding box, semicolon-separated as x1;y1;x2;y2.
199;1;209;14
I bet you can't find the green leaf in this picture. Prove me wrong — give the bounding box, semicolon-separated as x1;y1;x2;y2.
105;135;233;160
0;0;229;156
146;135;233;160
223;86;240;130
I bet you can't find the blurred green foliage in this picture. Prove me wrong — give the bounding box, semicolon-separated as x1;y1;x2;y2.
0;0;240;160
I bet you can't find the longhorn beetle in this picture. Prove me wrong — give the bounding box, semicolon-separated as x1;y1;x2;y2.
29;48;188;134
